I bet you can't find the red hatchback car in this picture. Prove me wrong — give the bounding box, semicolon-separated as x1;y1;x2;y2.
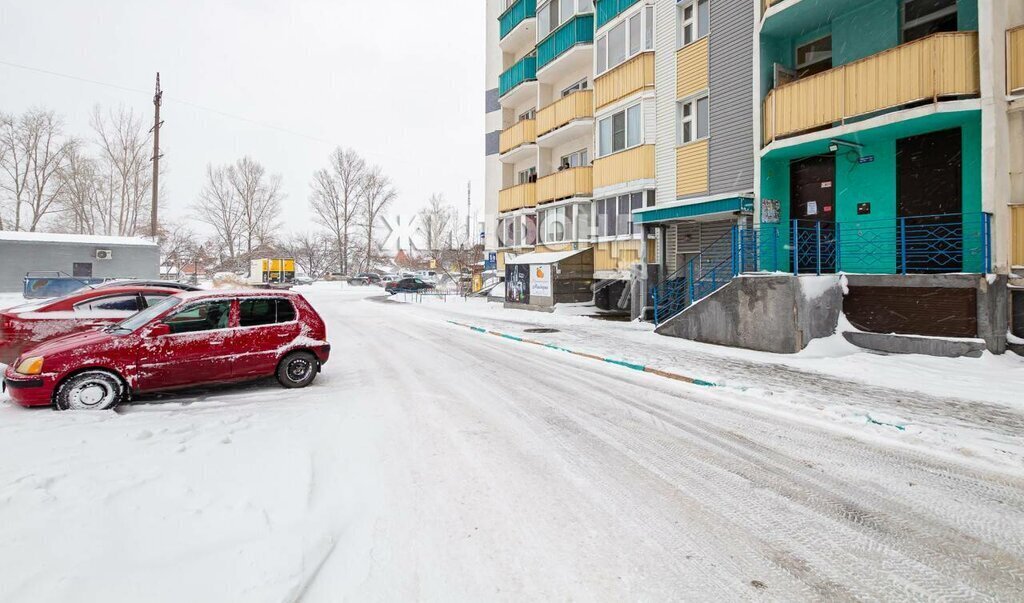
3;290;330;410
0;286;183;365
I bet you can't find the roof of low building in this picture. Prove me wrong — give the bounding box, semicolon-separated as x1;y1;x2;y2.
504;249;587;265
0;231;159;247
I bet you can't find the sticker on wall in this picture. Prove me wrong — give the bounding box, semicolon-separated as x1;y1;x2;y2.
529;264;552;297
821;181;833;188
806;201;818;216
761;199;781;224
823;205;832;213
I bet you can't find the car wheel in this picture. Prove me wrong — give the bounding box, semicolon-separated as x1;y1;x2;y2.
54;370;126;411
277;351;319;388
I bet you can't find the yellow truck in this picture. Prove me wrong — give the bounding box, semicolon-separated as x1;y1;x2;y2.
248;258;296;288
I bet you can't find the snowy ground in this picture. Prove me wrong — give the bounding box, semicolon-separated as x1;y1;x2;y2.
1;284;1023;600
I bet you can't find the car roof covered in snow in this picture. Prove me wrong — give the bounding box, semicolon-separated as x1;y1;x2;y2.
0;231;159;247
171;289;303;302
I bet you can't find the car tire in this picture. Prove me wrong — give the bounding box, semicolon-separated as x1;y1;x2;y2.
277;351;319;389
54;370;126;411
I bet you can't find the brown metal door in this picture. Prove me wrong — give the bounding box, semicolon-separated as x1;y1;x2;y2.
897;128;963;272
790;155;836;273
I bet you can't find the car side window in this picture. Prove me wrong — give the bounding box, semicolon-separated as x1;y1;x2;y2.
164;300;231;334
142;293;170;308
73;294;141;313
239;298;297;327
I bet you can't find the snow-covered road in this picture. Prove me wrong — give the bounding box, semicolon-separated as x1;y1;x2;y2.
2;285;1023;601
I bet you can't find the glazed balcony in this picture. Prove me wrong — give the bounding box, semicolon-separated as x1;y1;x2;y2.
594;51;654;111
536;90;593;145
498;119;537;163
595;0;640;30
499;54;538;107
499;182;537;213
537;167;593;204
762;32;980;145
593;145;655;189
499;0;537;53
1010;25;1024;95
537;14;594;75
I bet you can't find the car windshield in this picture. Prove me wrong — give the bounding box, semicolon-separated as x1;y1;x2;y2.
108;296;182;333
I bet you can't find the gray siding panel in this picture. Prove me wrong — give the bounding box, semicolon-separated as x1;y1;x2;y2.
485;88;501;114
0;240;160;292
708;0;755;196
485;130;501;156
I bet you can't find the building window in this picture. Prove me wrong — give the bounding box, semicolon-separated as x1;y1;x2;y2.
73;262;93;278
562;79;588;97
559;149;589;170
540;205;576;244
677;94;709;144
517;166;537;184
795;35;832;78
518;108;536;121
538;0;594;39
598;103;642;157
677;0;709;48
595;6;654;75
901;0;957;42
595;192;648;237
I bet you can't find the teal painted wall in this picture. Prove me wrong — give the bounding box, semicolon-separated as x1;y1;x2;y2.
759;114;984;274
958;0;978;30
832;0;899;64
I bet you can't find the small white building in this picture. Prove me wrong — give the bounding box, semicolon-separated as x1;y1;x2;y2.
0;231;160;292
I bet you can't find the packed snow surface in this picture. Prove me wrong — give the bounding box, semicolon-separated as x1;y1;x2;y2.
1;284;1023;601
0;230;157;246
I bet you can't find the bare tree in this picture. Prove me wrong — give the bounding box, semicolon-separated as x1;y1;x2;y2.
193;164;243;264
0;108;75;231
416;193;455;262
53;145;104;234
90;105;153;236
284;232;335;278
309;147;366;275
226;156;283;256
360;167;396;271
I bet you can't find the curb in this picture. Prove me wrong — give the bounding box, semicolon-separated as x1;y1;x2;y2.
446;320;718;389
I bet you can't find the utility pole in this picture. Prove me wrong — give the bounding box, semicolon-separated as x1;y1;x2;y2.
466;180;471;245
150;72;164;240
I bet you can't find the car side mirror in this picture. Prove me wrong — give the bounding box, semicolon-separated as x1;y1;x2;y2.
147;323;171;338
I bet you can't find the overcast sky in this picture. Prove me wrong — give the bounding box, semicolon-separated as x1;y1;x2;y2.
0;0;485;236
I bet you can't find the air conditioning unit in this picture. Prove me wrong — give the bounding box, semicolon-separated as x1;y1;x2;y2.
95;249;113;260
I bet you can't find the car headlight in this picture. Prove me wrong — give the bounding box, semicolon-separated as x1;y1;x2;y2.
16;356;44;375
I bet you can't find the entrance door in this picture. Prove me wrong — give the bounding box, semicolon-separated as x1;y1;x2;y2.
897;128;962;272
790;155;836;273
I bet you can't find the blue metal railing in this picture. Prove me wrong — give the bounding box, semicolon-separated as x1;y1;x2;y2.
651;212;992;325
595;0;641;29
499;0;537;40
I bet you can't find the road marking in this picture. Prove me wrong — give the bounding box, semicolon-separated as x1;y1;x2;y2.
446;320;718;389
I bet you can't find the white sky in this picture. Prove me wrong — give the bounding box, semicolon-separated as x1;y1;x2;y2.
0;0;486;236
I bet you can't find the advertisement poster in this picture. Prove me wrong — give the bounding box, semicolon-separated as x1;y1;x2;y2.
761;199;780;224
505;264;530;304
529;264;552;298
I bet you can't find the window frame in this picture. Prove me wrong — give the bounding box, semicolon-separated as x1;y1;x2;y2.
594;191;652;240
161;299;234;335
538;0;593;40
561;79;588;97
595;6;654;76
677;92;709;145
517;166;537;184
559;148;589;170
794;34;833;78
73;293;142;313
237;297;298;329
677;0;709;49
597;102;643;158
900;0;958;43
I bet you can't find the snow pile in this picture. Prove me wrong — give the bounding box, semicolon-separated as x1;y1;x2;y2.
212;272;248;288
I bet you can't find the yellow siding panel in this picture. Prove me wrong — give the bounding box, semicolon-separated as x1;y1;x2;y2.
537;90;594;136
499;119;536;155
676;38;709;99
764;32;979;143
537;167;593;204
1013;205;1024;267
593;145;655;189
1008;25;1024;94
593;239;656;272
675;139;709;198
595;52;655;111
498;183;536;212
536;243;574;253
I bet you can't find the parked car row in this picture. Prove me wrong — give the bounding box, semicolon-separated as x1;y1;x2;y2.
1;281;330;410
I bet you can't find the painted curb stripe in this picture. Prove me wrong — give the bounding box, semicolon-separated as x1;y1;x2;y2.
445;320;718;389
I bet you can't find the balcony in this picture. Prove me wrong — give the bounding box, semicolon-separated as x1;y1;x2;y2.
762;32;979;145
537;167;593;204
596;0;640;30
498;119;537;163
593;145;655;189
499;182;537;213
500;0;537;54
537;14;594;78
499;54;537;107
1010;25;1024;95
595;52;654;111
537;90;593;146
